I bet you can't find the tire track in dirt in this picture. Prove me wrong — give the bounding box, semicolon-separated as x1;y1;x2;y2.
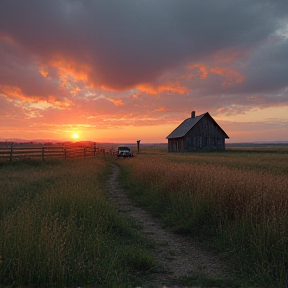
107;163;229;287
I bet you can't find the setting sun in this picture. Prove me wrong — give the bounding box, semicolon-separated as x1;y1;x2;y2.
72;133;79;139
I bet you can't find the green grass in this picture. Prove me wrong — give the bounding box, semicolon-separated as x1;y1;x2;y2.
116;146;288;287
0;158;155;287
3;146;288;287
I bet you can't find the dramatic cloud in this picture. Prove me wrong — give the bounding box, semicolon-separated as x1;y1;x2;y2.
0;0;287;142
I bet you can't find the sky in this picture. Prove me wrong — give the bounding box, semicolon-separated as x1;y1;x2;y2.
0;0;288;143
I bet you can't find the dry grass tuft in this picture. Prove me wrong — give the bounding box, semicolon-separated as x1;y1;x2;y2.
117;148;288;286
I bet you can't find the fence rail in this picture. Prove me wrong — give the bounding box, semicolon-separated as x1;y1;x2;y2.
0;143;113;162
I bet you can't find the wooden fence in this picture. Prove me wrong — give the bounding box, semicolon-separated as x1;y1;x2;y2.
0;143;114;162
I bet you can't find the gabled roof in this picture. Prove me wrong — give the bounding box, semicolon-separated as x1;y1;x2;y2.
166;112;229;139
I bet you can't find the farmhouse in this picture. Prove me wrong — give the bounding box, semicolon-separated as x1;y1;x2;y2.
166;111;229;152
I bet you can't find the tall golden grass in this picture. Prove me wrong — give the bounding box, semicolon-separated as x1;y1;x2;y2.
118;148;288;286
0;158;154;287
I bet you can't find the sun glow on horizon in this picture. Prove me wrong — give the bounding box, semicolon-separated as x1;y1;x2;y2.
72;133;79;140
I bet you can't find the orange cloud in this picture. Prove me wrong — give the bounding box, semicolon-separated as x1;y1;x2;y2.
47;95;72;109
39;66;48;77
210;67;244;86
186;63;208;79
137;81;189;95
48;56;91;83
0;85;42;102
155;106;168;112
213;48;245;64
0;85;71;110
69;86;81;95
1;85;23;100
130;93;139;99
108;97;124;106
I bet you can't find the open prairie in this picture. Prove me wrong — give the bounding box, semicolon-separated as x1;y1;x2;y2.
0;158;155;287
1;144;288;287
117;145;288;287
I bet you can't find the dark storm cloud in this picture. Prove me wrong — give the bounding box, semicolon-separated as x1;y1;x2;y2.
1;0;287;92
242;38;288;93
0;38;59;99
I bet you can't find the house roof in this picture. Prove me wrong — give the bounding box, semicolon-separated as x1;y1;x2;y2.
166;112;229;139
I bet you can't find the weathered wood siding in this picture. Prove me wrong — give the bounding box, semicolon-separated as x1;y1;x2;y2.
168;137;185;152
168;114;227;152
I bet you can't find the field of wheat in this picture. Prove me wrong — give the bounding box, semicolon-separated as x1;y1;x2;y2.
117;147;288;287
0;158;154;287
1;145;288;287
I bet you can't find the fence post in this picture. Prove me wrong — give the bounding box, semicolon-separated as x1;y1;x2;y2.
64;148;67;159
10;146;13;162
42;146;45;161
137;140;141;154
93;143;96;157
84;147;86;158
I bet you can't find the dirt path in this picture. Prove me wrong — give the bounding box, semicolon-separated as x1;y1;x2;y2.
107;163;229;287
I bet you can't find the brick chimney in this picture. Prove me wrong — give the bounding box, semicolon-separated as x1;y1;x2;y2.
191;111;196;118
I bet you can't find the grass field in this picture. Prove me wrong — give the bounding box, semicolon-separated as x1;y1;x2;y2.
1;145;288;287
116;146;288;287
0;158;155;287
